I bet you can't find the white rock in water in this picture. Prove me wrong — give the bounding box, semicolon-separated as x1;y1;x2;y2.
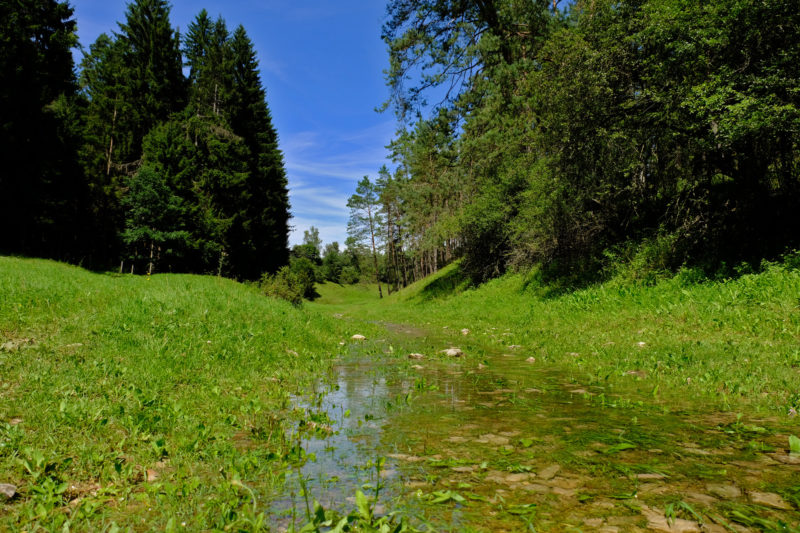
460;328;470;335
351;334;366;341
442;348;463;357
408;353;424;360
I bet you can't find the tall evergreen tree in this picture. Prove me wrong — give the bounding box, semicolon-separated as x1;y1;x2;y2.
116;0;186;162
0;0;92;261
184;11;233;117
226;26;291;279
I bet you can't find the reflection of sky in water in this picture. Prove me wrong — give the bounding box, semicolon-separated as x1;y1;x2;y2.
267;358;413;523
263;346;800;531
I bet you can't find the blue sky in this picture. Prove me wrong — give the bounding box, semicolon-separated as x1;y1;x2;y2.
70;0;396;247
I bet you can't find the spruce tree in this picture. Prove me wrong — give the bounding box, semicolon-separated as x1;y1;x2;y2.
227;26;291;279
184;11;233;117
0;0;92;261
116;0;186;161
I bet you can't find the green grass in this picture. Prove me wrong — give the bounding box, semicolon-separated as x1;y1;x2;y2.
4;255;800;530
313;261;800;414
0;256;372;531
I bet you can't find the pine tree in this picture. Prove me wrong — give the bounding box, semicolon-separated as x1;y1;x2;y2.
116;0;186;162
227;26;291;279
0;0;92;261
184;11;233;117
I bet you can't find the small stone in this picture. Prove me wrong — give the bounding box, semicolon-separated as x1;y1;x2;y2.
476;433;510;446
411;364;424;370
508;344;522;349
641;505;701;532
636;473;666;480
567;352;580;357
538;464;561;480
706;483;740;499
772;453;800;465
684;492;717;505
408;353;424;359
0;484;16;500
461;328;470;336
442;348;463;357
9;418;22;426
351;334;366;341
477;363;487;370
748;491;792;510
526;356;536;363
636;341;647;347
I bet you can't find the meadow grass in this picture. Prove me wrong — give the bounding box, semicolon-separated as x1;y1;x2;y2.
3;255;800;531
0;256;376;531
313;261;800;415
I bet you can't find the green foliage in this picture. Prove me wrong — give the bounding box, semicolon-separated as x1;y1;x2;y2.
378;0;800;284
259;266;305;305
0;0;95;263
289;256;320;300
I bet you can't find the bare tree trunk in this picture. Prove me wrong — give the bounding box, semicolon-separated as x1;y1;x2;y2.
148;241;154;275
367;205;383;298
105;107;117;176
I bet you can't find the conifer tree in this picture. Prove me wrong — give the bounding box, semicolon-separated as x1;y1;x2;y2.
184;11;233;117
0;0;91;261
227;26;291;279
116;0;186;161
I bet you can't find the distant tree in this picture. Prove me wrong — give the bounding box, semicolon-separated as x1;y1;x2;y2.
348;176;384;298
321;241;343;283
303;227;323;255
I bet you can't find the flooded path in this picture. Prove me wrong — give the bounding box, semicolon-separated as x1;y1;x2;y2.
272;327;800;532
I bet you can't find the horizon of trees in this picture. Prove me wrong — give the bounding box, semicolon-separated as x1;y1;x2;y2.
342;0;800;288
1;0;290;280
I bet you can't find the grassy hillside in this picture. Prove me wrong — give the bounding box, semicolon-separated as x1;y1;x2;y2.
0;257;369;531
314;261;800;415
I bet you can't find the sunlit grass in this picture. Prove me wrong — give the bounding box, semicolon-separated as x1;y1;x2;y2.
314;261;800;414
0;256;363;530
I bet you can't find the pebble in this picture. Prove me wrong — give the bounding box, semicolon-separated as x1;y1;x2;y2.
0;484;16;500
350;334;366;341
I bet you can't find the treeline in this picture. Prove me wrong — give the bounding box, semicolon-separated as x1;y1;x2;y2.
0;0;289;279
353;0;800;286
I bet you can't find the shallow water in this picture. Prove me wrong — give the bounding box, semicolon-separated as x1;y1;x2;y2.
271;332;800;532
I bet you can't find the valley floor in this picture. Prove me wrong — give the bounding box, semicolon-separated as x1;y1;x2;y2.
1;256;799;531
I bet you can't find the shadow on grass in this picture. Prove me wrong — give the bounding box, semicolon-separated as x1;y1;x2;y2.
416;264;469;301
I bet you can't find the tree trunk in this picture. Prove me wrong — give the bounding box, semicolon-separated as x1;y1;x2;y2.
105;107;117;176
367;205;383;298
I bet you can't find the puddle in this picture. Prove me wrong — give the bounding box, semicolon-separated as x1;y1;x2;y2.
268;334;800;531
